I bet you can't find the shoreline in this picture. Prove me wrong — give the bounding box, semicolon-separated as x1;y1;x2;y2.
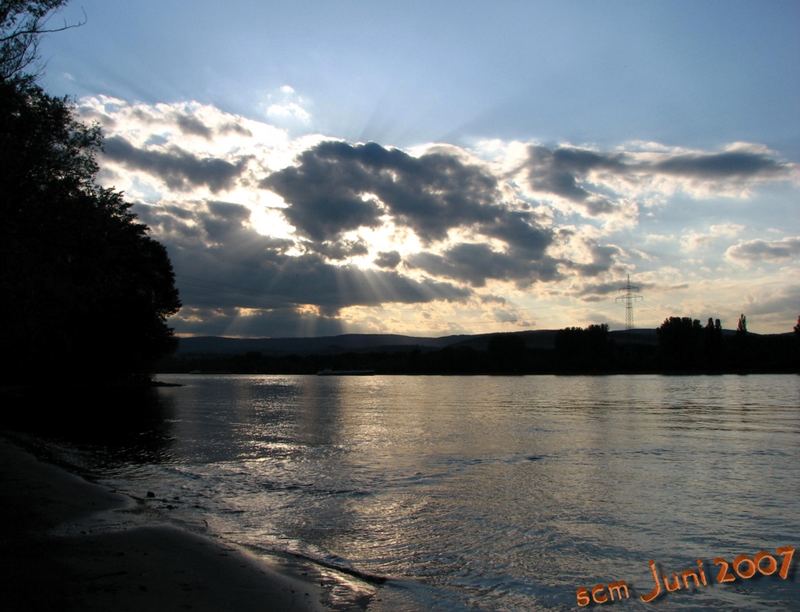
0;436;377;611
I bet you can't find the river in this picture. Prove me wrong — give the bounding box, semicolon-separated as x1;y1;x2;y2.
39;374;800;610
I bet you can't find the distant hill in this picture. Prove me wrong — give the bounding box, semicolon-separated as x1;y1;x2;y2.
175;333;468;356
163;328;796;375
175;329;662;356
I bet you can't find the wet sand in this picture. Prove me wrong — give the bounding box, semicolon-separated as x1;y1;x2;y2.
0;437;367;611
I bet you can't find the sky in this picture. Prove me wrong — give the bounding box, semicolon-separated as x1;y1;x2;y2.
37;0;800;336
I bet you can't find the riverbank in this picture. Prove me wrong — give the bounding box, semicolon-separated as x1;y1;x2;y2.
0;437;371;611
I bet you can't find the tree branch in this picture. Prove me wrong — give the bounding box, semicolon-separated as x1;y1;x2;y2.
0;9;85;42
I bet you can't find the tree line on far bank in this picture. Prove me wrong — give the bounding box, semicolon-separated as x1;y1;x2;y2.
159;317;800;376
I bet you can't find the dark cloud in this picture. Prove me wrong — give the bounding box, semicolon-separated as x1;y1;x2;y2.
262;141;500;243
134;201;292;252
374;250;401;268
408;242;559;288
528;145;624;200
744;286;800;317
400;208;622;288
525;145;791;215
144;134;169;147
527;145;622;213
135;204;202;242
483;209;553;259
201;201;256;244
103;136;247;192
577;279;654;296
725;237;800;262
309;238;369;261
575;278;654;302
261;141;564;288
262;145;383;241
493;308;520;323
171;306;345;337
175;113;213;139
569;244;622;277
575;279;687;302
219;121;253;137
479;294;507;304
135;201;471;315
131;108;155;123
175;250;471;313
652;151;786;178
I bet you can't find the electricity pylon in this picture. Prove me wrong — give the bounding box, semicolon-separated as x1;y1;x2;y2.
615;274;643;330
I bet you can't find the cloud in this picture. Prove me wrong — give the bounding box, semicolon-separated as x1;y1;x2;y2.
681;223;744;251
527;145;624;214
262;140;502;243
652;151;786;178
523;143;794;219
309;238;369;261
743;285;800;319
170;306;345;337
374;250;401;268
134;200;471;315
103;136;248;192
568;244;623;277
219;121;253;137
76;96;304;186
266;102;311;125
493;308;520;323
577;280;650;296
408;242;559;287
261;144;384;242
78;93;800;333
175;113;213;139
725;236;800;263
483;209;553;259
573;278;669;302
264;85;312;127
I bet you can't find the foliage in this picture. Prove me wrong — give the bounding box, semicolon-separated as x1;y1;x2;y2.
1;0;78;80
657;316;706;370
0;1;180;384
554;324;610;371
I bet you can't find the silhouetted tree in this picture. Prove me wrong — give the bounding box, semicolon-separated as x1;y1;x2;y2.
736;313;747;335
703;317;723;370
0;1;180;384
1;1;82;80
555;323;610;371
794;317;800;373
657;316;704;370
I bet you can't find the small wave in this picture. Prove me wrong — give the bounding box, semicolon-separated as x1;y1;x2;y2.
247;543;390;585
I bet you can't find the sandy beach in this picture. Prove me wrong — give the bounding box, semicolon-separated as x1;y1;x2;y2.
0;436;374;611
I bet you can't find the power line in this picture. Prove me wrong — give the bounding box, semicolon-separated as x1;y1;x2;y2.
615;274;643;330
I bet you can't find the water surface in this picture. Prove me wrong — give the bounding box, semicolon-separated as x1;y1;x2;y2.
48;374;800;610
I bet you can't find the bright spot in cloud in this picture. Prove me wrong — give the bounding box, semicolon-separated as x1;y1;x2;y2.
264;85;312;127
